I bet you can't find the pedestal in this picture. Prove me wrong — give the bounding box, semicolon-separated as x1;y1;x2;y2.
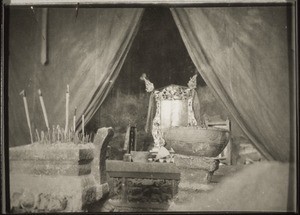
172;154;219;205
9;142;108;212
174;154;219;183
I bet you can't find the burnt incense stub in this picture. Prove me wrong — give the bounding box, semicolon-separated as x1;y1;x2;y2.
9;142;108;212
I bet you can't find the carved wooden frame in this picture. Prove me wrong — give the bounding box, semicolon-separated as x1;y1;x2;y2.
142;74;198;148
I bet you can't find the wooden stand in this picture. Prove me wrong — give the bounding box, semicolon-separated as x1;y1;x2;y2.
106;160;180;212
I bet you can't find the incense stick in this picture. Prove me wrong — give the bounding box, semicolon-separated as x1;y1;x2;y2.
35;129;40;142
82;114;85;143
41;131;45;144
52;125;56;142
38;89;49;131
57;125;61;142
20;90;33;144
73;107;77;132
65;85;69;138
68;129;71;142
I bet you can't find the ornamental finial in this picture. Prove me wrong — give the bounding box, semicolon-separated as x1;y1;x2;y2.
187;74;197;89
140;73;154;92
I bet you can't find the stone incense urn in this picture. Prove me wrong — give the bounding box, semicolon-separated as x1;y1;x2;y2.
164;126;230;157
9;128;114;213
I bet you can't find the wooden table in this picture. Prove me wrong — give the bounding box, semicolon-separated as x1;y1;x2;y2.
106;160;180;211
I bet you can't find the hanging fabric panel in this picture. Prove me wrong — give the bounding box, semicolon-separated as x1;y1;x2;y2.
9;8;144;146
171;6;292;162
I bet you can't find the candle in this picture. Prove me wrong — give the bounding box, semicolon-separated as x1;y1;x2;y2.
65;85;69;138
82;114;85;143
73;107;77;132
20;90;33;144
38;89;49;131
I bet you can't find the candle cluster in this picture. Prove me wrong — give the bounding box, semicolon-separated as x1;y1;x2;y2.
20;85;88;144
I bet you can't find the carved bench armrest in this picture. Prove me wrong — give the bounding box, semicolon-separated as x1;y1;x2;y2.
92;127;114;185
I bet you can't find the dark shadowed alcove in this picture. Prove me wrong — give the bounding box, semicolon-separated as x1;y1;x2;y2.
85;8;234;160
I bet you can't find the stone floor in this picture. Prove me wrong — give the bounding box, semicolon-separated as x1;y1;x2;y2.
88;161;292;212
169;161;291;212
173;164;245;207
87;163;246;212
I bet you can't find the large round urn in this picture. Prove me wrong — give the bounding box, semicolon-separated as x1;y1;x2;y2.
163;126;230;157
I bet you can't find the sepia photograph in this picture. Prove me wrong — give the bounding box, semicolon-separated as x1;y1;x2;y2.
1;0;298;213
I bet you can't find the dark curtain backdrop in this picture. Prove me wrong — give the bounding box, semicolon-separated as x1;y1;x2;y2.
171;6;292;162
9;8;144;146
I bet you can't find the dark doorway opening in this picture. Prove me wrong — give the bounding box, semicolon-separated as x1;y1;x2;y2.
86;7;206;159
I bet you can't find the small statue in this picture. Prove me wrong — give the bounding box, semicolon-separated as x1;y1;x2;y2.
187;74;197;89
140;73;154;92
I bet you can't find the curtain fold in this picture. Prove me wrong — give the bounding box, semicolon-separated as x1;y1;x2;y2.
9;8;144;146
78;9;144;130
171;7;291;162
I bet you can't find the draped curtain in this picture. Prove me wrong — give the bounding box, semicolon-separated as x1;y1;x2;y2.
171;7;292;162
9;8;144;146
